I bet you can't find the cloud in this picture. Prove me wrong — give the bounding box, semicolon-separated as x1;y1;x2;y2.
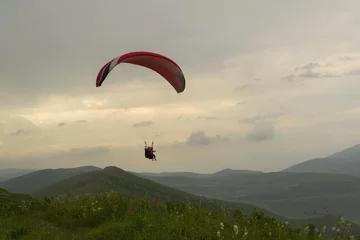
76;120;87;124
58;122;66;127
0;146;114;169
176;131;230;146
197;116;217;120
247;122;275;142
284;54;360;82
13;129;32;136
295;62;321;71
133;121;154;128
239;112;284;125
349;68;360;76
234;84;252;91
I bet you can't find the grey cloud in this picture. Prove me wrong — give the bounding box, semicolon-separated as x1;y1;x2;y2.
3;0;358;108
236;101;245;107
284;68;337;82
234;84;252;91
0;146;112;169
133;121;154;128
197;116;217;120
13;129;32;136
185;131;230;146
177;116;190;120
283;74;296;82
239;112;284;125
58;122;66;127
338;56;353;61
298;70;321;78
247;122;275;142
285;56;360;82
349;68;360;76
76;120;87;124
295;62;321;71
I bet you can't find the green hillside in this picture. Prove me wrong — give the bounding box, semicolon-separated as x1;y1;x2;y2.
1;190;359;239
141;171;360;222
31;166;360;235
0;166;101;194
0;188;33;203
32;166;277;217
34;166;199;202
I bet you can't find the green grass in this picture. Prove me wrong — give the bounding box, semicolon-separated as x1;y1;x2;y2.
1;190;359;240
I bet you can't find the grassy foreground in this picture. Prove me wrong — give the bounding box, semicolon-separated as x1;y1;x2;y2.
0;191;358;240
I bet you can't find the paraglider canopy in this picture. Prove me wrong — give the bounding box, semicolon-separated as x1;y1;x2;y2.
96;51;186;93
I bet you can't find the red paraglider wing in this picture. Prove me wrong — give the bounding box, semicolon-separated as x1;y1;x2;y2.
96;51;185;93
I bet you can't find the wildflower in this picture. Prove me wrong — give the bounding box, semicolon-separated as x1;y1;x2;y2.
284;221;289;226
217;230;220;238
332;227;336;232
220;222;224;230
233;225;239;236
243;227;248;237
339;216;345;224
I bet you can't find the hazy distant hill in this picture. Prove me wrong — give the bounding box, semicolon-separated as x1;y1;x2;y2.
136;168;262;179
142;171;357;199
33;166;284;218
0;166;101;194
27;166;360;235
283;144;360;176
34;166;200;201
0;168;37;182
141;171;360;222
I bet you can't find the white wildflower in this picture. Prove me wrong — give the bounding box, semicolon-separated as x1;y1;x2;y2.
233;225;239;236
217;230;221;238
243;227;248;237
220;222;224;230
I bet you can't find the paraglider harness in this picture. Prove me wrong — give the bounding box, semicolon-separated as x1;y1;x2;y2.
144;141;157;161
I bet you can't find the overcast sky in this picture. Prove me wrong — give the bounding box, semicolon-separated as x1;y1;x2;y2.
1;0;360;173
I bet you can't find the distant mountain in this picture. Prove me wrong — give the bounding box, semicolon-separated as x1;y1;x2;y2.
141;171;360;222
136;168;262;179
0;168;37;182
283;144;360;176
0;166;101;194
141;171;357;199
33;166;283;218
212;168;263;176
26;167;360;237
34;166;204;202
